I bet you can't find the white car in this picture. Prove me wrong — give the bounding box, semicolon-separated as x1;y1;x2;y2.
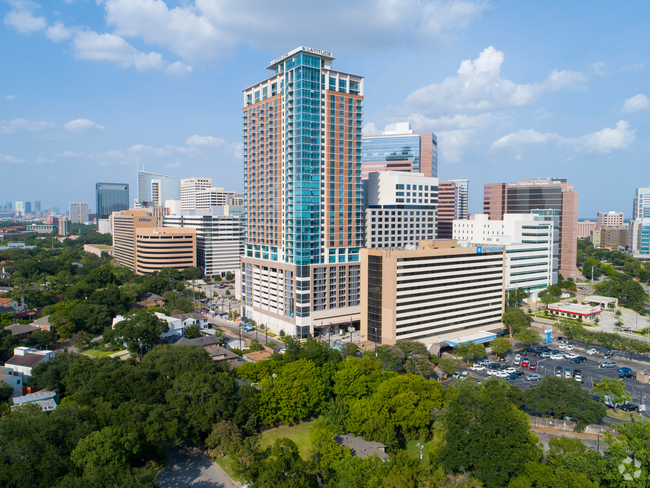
479;360;493;366
565;352;578;359
504;367;516;374
558;344;567;349
496;371;509;378
486;369;498;376
514;358;521;366
587;348;597;355
514;354;522;361
460;371;470;380
471;364;486;371
565;345;575;351
551;354;564;360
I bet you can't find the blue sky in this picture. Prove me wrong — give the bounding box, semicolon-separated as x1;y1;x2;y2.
1;0;649;218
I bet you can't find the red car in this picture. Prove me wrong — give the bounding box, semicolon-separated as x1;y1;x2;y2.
529;362;537;370
521;358;529;368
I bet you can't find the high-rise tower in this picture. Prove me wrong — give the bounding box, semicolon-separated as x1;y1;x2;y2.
241;46;364;338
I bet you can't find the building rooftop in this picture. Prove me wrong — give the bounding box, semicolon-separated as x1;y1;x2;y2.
140;292;166;303
31;315;52;327
4;323;40;336
5;353;48;368
171;313;206;321
585;295;618;303
548;302;601;315
334;434;388;460
244;350;274;362
174;336;221;347
12;390;57;406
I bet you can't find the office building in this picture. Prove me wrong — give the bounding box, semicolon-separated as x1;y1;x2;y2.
361;240;505;348
69;202;90;224
593;226;628;250
437;179;469;239
24;202;31;215
58;218;71;236
15;202;24;217
140;206;170;226
240;46;364;338
633;186;650;220
628;219;650;257
34;201;41;212
361;122;437;179
3;202;11;210
365;171;438;248
52;207;60;216
96;183;130;220
180;177;212;210
196;188;236;209
97;219;111;234
577;220;596;238
134;228;196;275
136;170;180;207
453;214;556;296
112;210;157;270
27;224;55;234
596;211;624;229
164;207;245;277
483;178;578;279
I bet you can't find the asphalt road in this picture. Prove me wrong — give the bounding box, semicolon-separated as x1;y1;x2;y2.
462;339;650;416
157;447;237;488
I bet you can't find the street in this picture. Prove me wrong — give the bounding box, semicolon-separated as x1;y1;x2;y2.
157;447;238;488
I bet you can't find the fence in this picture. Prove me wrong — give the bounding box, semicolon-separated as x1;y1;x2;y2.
528;415;610;434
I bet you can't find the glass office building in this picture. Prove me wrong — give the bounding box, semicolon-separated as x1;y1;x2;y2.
241;46;364;338
96;183;130;219
633;187;650;219
136;170;180;207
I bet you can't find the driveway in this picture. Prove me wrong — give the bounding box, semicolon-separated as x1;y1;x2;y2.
157;447;238;488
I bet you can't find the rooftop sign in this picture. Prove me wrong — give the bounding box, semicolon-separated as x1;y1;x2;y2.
476;246;504;254
268;46;334;67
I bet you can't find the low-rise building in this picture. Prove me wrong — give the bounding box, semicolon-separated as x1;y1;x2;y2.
171;312;209;330
112;312;186;337
577;220;597;238
547;302;602;322
4;347;55;383
27;224;55;234
596;211;624;229
0;297;26;314
83;244;115;257
361;240;505;349
30;315;55;333
0;366;23;397
592;226;628;250
12;390;59;411
3;323;40;341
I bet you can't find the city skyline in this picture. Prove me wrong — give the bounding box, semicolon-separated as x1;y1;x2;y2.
1;1;649;217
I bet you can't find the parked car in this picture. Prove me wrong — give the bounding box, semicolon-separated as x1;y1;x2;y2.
514;357;521;366
452;371;461;379
537;361;546;369
587;348;597;355
617;367;632;373
506;374;519;381
599;361;617;368
514;354;522;361
571;357;587;364
529;362;537;370
540;351;552;358
471;364;486;371
479;360;493;366
550;354;564;360
565;352;578;359
526;374;541;381
521;358;530;367
496;371;509;378
619;403;639;412
243;325;254;332
460;371;470;380
619;372;635;379
555;367;563;377
486;369;498;376
558;343;567;349
565;345;575;351
504;367;516;374
564;367;572;379
513;371;525;377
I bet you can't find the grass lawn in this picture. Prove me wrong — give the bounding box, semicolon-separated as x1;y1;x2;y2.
405;439;429;462
259;420;316;459
213;455;239;481
606;410;645;422
92;244;114;249
83;348;124;358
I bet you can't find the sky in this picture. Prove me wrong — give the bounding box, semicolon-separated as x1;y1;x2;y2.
1;0;649;218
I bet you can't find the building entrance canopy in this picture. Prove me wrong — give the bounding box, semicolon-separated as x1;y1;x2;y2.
443;329;505;347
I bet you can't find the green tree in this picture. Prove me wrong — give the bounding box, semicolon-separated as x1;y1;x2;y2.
26;330;56;349
491;336;512;357
70;331;91;351
503;306;533;337
309;424;353;483
71;426;142;469
376;345;405;372
332;356;392;402
183;323;200;339
225;272;235;281
602;421;650;488
508;461;600;488
524;376;606;430
546;436;608;485
591;377;631;411
438;356;461;376
0;329;20;361
180;266;203;280
255;438;319;488
248;338;264;352
206;420;242;458
0;382;13;403
340;342;359;358
441;380;542;488
104;310;169;358
515;328;541;347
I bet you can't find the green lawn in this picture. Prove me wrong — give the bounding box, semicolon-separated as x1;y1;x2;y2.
82;348;125;358
405;439;430;462
606;410;645;422
91;244;114;249
259;420;316;459
213;455;239;481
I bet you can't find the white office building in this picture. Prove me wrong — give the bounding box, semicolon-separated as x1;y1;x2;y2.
180;177;213;210
136;170;180;207
633;186;650;220
196;188;236;209
69;202;90;224
365;171;438;248
163;207;245;277
453;214;556;297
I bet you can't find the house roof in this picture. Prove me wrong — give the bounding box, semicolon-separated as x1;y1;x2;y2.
5;324;40;336
244;350;273;362
171;312;206;321
335;434;389;460
174;336;221;347
0;373;13;382
13;390;57;406
5;353;47;368
31;315;52;326
0;297;16;305
205;345;239;360
141;292;166;302
0;306;14;314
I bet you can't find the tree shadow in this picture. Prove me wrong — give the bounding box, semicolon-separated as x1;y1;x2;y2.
157;447;233;488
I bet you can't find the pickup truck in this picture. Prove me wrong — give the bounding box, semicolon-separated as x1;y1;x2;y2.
599;361;617;368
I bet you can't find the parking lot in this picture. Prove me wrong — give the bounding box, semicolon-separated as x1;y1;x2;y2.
460;339;650;415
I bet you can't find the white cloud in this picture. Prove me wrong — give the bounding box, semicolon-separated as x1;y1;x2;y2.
164;61;193;76
621;61;647;72
0;118;56;133
591;61;607;77
399;46;586;118
4;6;46;34
54;150;82;157
620;94;650;114
533;108;552;121
35;155;55;165
64;118;106;133
4;95;16;101
492;121;635;158
362;123;381;136
165;161;182;169
127;143;194;158
46;21;72;42
436;130;476;164
186;135;225;148
47;175;58;182
0;154;25;165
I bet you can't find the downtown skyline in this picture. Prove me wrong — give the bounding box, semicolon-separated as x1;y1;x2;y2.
1;0;649;216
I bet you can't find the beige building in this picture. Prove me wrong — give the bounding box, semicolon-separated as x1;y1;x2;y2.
361;240;505;349
593;226;628;250
58;218;71;236
577;220;596;238
112;210;157;270
135;227;196;274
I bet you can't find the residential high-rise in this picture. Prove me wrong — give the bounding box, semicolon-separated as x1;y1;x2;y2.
34;201;41;212
596;211;624;229
164;207;245;277
58;218;71;236
96;183;130;219
437;179;469;239
484;178;578;279
24;202;32;214
632;186;650;219
69;202;89;224
241;46;364;338
361;122;437;179
180;177;212;210
136;170;180;207
628;219;650;257
365;171;438;248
